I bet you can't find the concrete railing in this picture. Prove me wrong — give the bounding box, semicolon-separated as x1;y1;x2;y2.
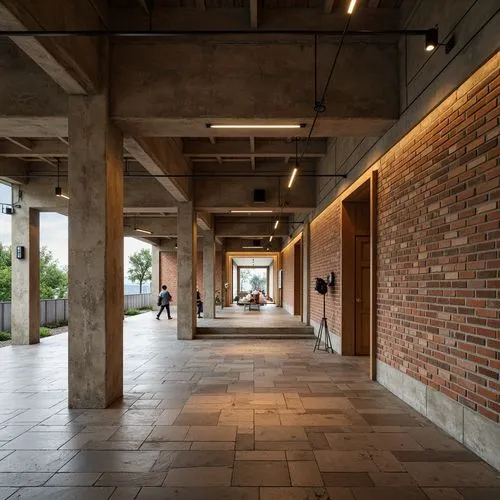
0;294;153;333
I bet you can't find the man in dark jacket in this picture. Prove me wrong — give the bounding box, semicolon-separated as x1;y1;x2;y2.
156;285;172;320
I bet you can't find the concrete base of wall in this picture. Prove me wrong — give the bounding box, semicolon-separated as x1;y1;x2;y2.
311;319;342;354
283;303;294;316
377;360;500;472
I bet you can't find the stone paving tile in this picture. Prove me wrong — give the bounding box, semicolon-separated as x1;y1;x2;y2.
136;486;258;500
0;473;53;487
404;462;500;488
314;451;378;473
350;487;428;500
109;487;141;499
44;472;101;486
0;487;17;500
260;487;330;500
325;432;424;451
232;461;290;486
7;486;115;499
458;488;500;499
60;451;160;473
255;426;307;442
423;488;465;499
164;466;233;487
321;472;374;487
235;451;285;461
171;450;234;467
184;425;237;442
96;472;166;486
0;450;77;472
289;461;323;486
173;412;220;426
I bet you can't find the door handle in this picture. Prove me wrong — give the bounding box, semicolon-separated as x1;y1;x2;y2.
356;298;361;303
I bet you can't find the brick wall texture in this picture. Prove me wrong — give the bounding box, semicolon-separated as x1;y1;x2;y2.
159;250;222;305
310;201;342;336
309;54;500;422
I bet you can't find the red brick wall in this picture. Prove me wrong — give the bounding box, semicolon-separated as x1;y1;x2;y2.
310;200;342;336
377;56;500;423
159;251;204;304
281;241;295;314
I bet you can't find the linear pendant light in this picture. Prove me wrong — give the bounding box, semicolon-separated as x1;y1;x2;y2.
207;124;305;129
347;0;357;14
135;228;152;235
231;210;273;214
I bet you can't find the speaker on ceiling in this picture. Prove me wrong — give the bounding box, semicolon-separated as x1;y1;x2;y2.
253;189;266;203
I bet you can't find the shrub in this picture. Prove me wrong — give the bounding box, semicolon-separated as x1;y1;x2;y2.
40;327;52;338
44;320;68;328
0;331;11;341
138;306;153;311
124;308;142;316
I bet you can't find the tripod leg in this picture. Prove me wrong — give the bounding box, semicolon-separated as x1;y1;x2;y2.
314;321;323;352
324;319;333;353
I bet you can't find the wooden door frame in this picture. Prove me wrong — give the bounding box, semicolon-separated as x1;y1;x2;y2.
293;240;302;316
340;168;378;380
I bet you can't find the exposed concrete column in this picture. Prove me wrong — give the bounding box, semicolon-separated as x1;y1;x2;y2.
177;202;197;339
68;93;124;409
11;202;40;345
151;245;160;307
203;229;216;319
302;221;311;326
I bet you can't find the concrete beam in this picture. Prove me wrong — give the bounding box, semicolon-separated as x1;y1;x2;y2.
124;216;177;238
0;39;67;137
0;0;103;93
194;175;315;213
0;158;28;184
215;217;289;238
110;6;400;32
111;41;399;137
0;138;67;157
124;137;192;201
183;139;326;158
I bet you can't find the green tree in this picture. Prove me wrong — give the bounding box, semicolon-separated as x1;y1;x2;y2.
39;247;68;299
0;244;11;301
127;248;152;294
0;245;67;300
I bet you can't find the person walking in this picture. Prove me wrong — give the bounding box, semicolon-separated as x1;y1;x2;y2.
196;287;203;319
156;285;172;320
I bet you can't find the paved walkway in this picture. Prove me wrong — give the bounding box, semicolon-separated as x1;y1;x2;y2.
0;313;499;499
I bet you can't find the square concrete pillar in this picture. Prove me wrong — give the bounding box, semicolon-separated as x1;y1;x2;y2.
203;229;216;319
177;201;197;339
68;94;124;409
151;245;160;306
11;206;40;345
302;221;311;326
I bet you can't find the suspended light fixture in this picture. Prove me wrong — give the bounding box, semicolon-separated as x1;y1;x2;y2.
347;0;357;14
230;210;273;214
55;160;69;200
135;228;153;235
269;235;273;242
274;220;279;230
206;124;305;130
288;138;299;189
425;27;438;51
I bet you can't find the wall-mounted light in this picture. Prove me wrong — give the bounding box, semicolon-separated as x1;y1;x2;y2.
425;27;438;52
207;124;305;130
347;0;357;14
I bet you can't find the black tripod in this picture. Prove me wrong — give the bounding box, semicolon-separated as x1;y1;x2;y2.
313;292;334;353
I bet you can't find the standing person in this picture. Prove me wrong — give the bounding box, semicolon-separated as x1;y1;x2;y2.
156;285;172;320
196;287;203;319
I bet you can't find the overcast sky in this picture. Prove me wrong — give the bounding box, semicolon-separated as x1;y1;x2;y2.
0;183;150;276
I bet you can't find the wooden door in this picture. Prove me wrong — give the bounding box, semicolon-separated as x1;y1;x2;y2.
293;241;302;316
355;236;370;355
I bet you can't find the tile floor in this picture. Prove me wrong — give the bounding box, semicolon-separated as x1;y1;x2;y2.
0;312;499;499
